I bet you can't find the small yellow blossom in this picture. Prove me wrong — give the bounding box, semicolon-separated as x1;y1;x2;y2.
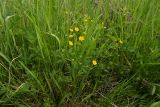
79;36;85;42
69;35;74;38
69;28;74;32
119;40;123;44
74;27;79;32
69;41;73;46
92;59;97;65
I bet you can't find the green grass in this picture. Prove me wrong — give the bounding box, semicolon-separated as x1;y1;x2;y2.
0;0;160;106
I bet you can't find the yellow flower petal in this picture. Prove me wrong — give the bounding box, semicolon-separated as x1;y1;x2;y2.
69;28;74;32
69;41;73;46
79;36;85;41
69;35;74;38
92;60;97;65
74;27;79;32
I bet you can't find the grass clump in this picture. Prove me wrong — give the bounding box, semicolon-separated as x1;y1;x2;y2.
0;0;160;106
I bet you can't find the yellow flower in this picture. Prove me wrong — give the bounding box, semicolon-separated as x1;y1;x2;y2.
69;35;74;38
119;40;123;44
69;41;73;46
92;59;97;65
74;27;79;32
79;36;85;42
69;28;74;32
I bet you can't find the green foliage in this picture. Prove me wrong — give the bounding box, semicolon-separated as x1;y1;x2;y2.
0;0;160;106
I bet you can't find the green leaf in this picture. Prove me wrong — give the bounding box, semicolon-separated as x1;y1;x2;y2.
150;102;160;107
151;85;156;95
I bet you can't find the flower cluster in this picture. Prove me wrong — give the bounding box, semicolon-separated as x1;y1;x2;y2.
67;27;97;66
68;27;85;46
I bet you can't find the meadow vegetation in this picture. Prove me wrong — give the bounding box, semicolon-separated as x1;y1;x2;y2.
0;0;160;106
